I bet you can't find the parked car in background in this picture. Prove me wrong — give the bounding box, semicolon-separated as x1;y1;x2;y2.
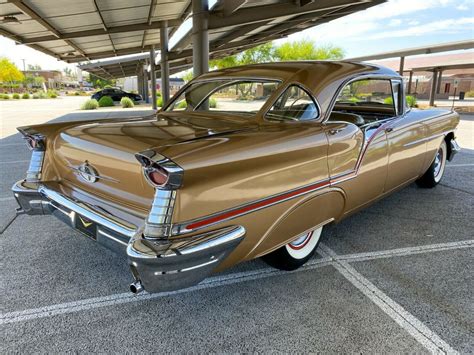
13;62;460;295
91;88;142;102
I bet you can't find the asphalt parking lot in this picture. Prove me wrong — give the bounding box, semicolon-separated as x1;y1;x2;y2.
0;107;473;353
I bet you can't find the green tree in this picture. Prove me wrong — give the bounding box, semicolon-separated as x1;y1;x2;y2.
210;42;276;69
275;40;344;60
87;73;115;88
181;69;194;82
0;57;24;92
27;64;42;70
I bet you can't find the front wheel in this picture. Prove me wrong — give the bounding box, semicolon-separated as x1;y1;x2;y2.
416;140;447;188
261;226;323;271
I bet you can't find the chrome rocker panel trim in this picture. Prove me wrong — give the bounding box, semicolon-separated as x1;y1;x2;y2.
448;139;461;162
12;180;245;293
128;225;245;293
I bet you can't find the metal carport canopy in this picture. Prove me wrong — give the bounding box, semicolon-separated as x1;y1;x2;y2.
1;0;385;76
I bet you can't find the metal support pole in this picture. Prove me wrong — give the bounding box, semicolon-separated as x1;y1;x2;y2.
150;46;157;110
429;70;438;107
192;0;209;77
407;71;413;94
160;21;170;106
436;70;443;94
398;56;405;75
143;64;149;104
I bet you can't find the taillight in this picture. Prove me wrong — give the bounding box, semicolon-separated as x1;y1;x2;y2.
147;166;169;186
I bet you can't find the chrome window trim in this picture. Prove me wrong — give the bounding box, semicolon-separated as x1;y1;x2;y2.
323;73;402;124
262;82;322;123
163;77;282;112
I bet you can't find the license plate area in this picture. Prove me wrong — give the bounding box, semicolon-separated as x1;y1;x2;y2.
75;214;97;240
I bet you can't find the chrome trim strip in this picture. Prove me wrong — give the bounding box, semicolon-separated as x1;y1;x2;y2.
153;259;219;275
97;229;129;246
403;130;454;148
26;150;44;182
38;186;137;238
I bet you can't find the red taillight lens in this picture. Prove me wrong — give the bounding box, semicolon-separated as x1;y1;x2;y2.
147;167;169;186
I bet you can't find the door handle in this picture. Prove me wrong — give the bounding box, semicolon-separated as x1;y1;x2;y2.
385;127;393;133
328;129;342;135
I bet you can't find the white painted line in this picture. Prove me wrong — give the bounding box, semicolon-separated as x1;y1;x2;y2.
0;196;15;202
335;240;474;263
0;160;30;164
0;258;332;325
319;244;459;355
0;143;26;147
447;163;474;167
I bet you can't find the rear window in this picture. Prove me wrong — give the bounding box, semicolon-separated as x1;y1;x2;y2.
336;79;395;113
165;79;280;114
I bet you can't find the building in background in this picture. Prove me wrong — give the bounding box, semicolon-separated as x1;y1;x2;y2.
122;76;185;95
373;52;474;99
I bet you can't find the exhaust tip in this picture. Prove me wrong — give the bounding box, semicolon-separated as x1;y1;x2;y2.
130;281;144;294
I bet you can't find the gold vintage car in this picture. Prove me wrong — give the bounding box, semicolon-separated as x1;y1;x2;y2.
13;62;460;294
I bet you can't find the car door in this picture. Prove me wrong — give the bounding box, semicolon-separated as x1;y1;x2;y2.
384;79;427;192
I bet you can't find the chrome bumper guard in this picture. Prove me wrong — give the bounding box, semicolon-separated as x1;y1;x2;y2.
448;139;461;162
12;180;245;293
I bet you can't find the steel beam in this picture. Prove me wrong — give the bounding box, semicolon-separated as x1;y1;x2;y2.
399;56;405;75
192;0;209;77
407;71;413;94
150;46;157;110
436;70;443;94
160;22;170;105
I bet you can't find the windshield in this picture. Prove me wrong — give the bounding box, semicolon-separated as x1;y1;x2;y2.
165;79;280;114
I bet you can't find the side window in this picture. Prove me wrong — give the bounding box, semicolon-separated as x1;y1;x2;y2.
266;85;318;122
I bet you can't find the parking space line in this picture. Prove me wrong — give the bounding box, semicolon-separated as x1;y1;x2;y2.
0;258;332;325
318;244;459;355
334;240;474;263
0;160;30;164
0;143;25;147
447;164;474;167
0;197;15;201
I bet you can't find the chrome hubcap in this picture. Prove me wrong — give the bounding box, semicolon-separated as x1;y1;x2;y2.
434;148;443;177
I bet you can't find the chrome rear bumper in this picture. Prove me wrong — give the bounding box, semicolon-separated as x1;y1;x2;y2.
12;180;245;293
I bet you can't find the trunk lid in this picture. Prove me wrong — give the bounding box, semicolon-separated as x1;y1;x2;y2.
51;113;257;209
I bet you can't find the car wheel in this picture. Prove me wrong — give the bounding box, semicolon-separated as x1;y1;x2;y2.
416;140;447;188
261;226;323;271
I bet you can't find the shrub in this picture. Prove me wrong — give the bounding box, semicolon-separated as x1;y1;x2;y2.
120;96;134;108
74;91;80;96
209;97;217;108
157;96;163;108
47;89;58;98
12;93;20;99
1;94;10;99
465;90;474;98
98;95;114;107
81;99;99;110
177;100;187;109
156;91;162;97
406;95;417;108
32;94;39;99
22;93;30;99
37;91;47;99
383;97;393;105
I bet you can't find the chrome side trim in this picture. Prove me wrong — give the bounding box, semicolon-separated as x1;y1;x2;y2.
144;189;177;239
403;130;454;148
26;150;44;182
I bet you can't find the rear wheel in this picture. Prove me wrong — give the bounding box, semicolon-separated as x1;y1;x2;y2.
262;226;323;271
416;140;447;188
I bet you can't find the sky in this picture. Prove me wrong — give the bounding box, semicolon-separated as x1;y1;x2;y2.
0;0;472;72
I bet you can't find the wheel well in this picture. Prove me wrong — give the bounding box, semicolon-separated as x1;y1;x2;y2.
445;132;454;158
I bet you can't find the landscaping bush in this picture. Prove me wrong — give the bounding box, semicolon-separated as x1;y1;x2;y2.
81;99;99;110
22;93;30;99
120;96;134;108
32;94;39;99
1;94;10;99
74;91;80;96
177;100;187;109
406;95;417;108
98;96;114;107
209;97;217;108
47;89;58;98
383;97;393;105
37;91;47;99
157;96;163;108
465;90;474;98
12;93;20;99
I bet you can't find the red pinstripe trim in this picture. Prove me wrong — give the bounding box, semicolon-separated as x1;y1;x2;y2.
288;231;313;250
185;179;330;230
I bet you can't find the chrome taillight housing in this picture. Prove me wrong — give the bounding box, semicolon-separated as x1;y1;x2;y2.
18;127;46;182
135;150;183;190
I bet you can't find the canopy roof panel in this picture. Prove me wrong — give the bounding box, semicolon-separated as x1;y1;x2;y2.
1;0;385;78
